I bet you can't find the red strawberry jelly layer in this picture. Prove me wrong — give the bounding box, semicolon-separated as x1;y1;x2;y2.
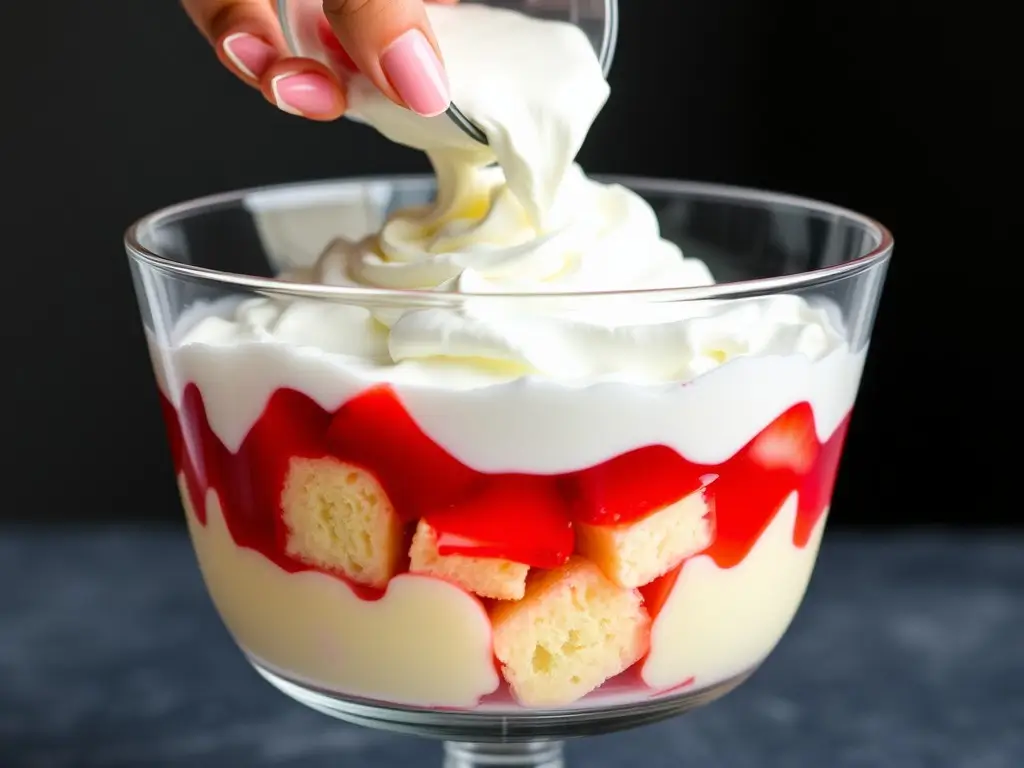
160;385;383;600
424;474;574;569
326;385;481;521
157;386;850;601
637;403;851;617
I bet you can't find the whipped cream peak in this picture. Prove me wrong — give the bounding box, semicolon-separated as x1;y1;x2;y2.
311;162;716;295
344;4;609;229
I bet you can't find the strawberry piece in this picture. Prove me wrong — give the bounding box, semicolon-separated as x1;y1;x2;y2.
326;386;482;521
564;445;712;526
703;403;835;568
424;475;574;569
749;402;819;475
793;414;851;547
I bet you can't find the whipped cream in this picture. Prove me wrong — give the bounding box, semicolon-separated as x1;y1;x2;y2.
184;287;842;385
342;4;609;229
181;5;847;385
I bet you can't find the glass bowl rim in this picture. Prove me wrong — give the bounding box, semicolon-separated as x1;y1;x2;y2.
124;175;894;305
277;0;620;78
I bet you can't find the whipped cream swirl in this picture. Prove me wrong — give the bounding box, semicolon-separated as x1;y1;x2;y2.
196;154;842;382
315;161;713;295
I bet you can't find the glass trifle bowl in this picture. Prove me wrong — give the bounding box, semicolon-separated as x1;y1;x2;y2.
125;176;891;768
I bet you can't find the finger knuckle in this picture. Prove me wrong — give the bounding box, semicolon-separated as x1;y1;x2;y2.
199;1;253;40
322;0;376;17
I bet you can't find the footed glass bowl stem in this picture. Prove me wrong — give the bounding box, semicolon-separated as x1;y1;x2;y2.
444;741;565;768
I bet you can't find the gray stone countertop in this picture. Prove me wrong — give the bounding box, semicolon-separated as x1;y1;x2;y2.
2;526;1022;768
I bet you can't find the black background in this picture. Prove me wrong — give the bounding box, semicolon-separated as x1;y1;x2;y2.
0;2;1008;527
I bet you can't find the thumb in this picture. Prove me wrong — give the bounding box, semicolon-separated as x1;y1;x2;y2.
322;0;451;117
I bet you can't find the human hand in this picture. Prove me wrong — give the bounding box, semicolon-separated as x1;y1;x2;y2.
181;0;457;121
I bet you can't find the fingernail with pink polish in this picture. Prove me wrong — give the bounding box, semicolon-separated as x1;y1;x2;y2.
271;72;337;116
380;29;451;117
222;33;276;80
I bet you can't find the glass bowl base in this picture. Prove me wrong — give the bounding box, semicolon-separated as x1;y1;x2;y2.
251;657;756;742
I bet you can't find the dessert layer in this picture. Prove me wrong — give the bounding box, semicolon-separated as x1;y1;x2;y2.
181;476;501;708
150;325;863;468
642;494;825;690
159;375;850;584
181;474;828;709
160;350;853;709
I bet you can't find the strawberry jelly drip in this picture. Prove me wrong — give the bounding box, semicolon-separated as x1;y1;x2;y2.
326;385;482;522
638;404;852;617
159;391;205;526
157;386;850;611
